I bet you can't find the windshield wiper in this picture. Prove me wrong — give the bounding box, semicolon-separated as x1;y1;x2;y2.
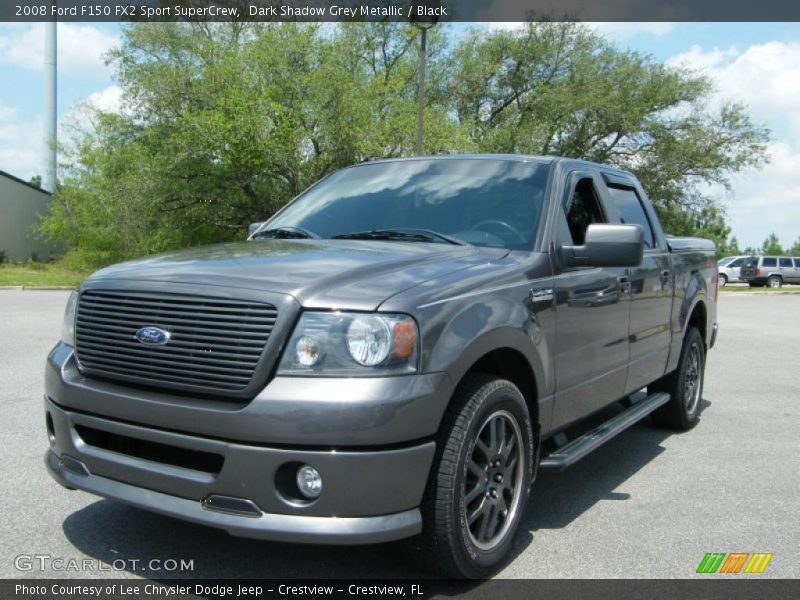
251;226;320;240
332;228;467;246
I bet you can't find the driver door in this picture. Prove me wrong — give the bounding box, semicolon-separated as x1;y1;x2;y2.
550;171;631;430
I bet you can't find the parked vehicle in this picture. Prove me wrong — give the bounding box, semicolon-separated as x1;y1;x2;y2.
44;156;718;578
740;255;800;287
717;255;749;286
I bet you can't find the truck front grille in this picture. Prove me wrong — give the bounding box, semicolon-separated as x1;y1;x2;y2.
74;290;277;395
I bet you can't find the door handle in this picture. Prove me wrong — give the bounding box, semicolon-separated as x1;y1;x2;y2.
660;269;672;287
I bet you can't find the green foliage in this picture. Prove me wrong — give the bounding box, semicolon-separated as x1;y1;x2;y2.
789;237;800;255
39;22;769;264
761;233;784;255
725;236;742;255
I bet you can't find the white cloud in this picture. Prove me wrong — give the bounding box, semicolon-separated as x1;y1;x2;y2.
483;22;676;40
0;104;42;179
590;22;676;40
87;85;123;113
668;41;800;249
0;23;119;75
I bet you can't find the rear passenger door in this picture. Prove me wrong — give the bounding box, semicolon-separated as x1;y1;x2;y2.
778;257;794;283
602;175;674;394
793;259;800;284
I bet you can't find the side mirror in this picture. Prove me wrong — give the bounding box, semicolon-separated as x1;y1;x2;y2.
562;223;644;268
248;222;265;237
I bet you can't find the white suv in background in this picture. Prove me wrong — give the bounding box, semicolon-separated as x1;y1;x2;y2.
717;255;749;286
740;256;800;288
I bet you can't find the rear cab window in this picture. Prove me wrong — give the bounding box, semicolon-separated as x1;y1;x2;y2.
605;185;656;249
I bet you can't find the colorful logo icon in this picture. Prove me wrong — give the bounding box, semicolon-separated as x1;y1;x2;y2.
696;552;773;574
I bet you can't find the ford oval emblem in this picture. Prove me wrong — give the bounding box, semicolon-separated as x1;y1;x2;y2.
134;326;171;346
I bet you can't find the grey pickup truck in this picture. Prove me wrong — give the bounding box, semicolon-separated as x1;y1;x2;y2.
45;155;718;577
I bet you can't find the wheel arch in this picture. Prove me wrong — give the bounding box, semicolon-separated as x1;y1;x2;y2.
443;329;548;435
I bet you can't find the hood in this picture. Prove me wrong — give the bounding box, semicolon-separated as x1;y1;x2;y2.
85;239;504;310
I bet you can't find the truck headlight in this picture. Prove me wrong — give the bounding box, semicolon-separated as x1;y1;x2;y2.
60;290;79;347
277;312;418;376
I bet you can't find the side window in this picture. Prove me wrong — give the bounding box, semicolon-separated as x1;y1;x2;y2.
762;257;777;268
561;178;606;245
779;257;792;267
731;257;746;267
606;185;656;249
794;258;800;268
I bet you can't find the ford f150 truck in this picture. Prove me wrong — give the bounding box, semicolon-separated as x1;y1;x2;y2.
45;155;718;577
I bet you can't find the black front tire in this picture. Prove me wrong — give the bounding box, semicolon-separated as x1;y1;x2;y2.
410;374;534;578
719;273;728;286
650;327;705;430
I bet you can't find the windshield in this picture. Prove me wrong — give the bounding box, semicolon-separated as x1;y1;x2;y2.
260;159;551;251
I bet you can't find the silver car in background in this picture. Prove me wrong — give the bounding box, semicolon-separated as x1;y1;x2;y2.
740;255;800;287
718;255;749;285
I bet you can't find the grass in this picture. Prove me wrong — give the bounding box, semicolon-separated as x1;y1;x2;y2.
0;262;89;287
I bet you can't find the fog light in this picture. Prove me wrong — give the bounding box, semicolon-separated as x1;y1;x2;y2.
296;465;323;499
295;336;320;367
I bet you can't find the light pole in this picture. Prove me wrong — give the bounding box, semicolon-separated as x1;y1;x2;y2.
410;5;439;156
44;17;57;192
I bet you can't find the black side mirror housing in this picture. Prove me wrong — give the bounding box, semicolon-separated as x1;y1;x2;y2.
562;224;644;268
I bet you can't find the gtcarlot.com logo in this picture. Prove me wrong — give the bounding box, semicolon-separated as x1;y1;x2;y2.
14;554;194;573
696;552;773;574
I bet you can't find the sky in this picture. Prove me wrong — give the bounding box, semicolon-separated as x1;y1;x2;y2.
1;22;799;250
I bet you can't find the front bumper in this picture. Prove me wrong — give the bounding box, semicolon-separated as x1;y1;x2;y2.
45;449;421;544
44;397;434;543
43;343;451;544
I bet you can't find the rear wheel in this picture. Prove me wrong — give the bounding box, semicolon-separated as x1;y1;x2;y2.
650;327;705;430
718;273;728;286
410;374;534;578
767;275;783;288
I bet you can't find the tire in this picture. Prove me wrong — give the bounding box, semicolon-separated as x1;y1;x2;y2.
719;273;728;286
767;275;783;288
650;327;705;430
409;374;534;578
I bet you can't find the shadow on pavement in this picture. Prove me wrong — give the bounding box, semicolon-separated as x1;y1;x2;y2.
61;399;711;580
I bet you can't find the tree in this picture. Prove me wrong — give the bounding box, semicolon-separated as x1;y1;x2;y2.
789;237;800;255
726;236;742;255
446;23;769;236
761;233;784;255
39;22;769;266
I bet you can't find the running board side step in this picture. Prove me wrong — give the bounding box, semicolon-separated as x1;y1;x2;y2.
539;392;670;472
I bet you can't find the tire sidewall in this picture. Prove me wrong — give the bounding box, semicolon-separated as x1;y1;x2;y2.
676;328;705;427
719;273;727;286
450;382;534;576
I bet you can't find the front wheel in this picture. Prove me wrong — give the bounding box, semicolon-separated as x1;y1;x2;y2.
719;273;728;286
650;327;705;430
410;374;534;578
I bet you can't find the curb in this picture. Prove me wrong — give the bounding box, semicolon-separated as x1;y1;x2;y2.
720;291;800;295
0;286;74;291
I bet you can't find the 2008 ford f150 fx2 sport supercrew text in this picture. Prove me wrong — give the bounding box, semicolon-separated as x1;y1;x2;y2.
44;156;718;577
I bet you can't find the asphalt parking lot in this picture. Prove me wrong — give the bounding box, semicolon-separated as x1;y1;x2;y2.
1;290;797;579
